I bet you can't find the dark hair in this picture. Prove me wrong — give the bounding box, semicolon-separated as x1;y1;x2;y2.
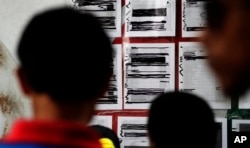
17;7;113;104
148;91;217;148
205;0;250;31
91;125;120;148
204;0;228;31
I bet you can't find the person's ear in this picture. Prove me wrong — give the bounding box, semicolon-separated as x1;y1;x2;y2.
15;67;32;96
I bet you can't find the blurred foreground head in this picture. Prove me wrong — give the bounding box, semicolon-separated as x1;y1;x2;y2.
148;92;217;148
16;7;113;105
202;0;250;97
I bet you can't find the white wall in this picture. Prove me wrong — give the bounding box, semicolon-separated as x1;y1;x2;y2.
0;0;70;137
0;41;32;137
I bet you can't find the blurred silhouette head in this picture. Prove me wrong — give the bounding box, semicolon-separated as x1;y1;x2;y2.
16;7;113;105
147;91;217;148
91;125;120;148
202;0;250;97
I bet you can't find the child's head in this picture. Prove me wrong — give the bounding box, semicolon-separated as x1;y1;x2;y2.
148;92;217;148
16;7;113;105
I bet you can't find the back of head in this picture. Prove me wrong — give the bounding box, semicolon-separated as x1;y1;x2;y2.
148;91;217;148
91;125;120;148
17;7;113;104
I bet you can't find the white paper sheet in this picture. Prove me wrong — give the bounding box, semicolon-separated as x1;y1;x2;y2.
123;43;175;109
125;0;176;37
181;0;208;37
178;42;231;109
232;119;250;132
89;115;113;129
215;118;227;148
96;44;122;110
67;0;121;37
117;116;149;148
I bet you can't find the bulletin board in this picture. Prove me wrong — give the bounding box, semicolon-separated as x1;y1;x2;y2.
68;0;232;143
64;2;235;147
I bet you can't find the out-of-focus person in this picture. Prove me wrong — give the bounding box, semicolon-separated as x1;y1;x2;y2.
147;91;217;148
0;7;113;148
202;0;250;98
